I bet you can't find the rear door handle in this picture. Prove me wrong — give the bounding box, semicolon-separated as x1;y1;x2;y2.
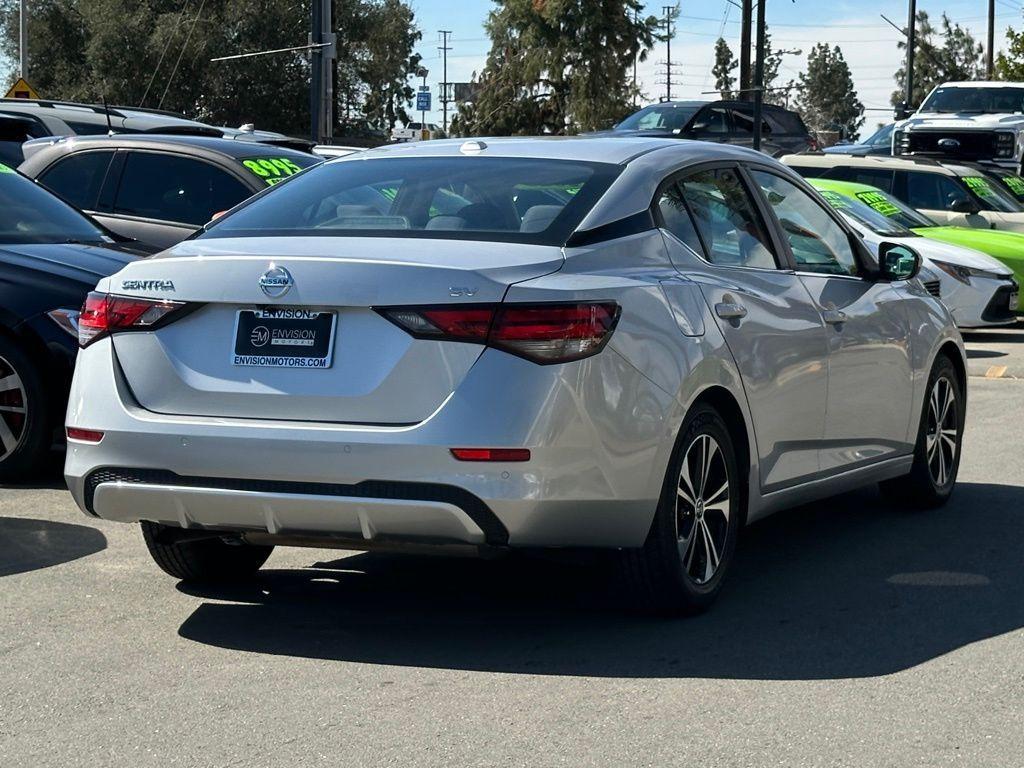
823;309;848;325
715;302;747;320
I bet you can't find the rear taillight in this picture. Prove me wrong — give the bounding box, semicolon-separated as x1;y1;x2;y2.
378;302;619;364
78;292;188;348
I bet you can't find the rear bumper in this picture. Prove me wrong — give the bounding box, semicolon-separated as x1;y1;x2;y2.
65;338;680;548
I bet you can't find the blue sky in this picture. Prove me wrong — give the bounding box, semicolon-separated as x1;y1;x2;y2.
409;0;1024;135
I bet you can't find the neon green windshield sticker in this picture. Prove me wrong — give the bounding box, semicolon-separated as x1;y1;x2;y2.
241;157;304;186
963;176;995;198
1002;175;1024;198
854;190;901;218
817;190;851;210
0;162;14;174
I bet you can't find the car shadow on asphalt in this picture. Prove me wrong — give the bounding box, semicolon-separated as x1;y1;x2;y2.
0;517;107;577
176;482;1023;680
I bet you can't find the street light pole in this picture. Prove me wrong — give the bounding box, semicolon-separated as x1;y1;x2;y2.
752;0;766;151
986;0;995;79
905;0;916;112
19;0;27;78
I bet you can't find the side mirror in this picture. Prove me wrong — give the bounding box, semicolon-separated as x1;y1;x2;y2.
878;242;921;281
949;197;980;214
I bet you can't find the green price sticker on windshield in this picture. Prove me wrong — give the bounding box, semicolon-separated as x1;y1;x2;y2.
963;176;995;198
818;190;851;209
0;162;14;174
1002;175;1024;198
241;157;304;186
854;190;901;218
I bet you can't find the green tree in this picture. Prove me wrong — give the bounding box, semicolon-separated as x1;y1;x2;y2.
995;26;1024;80
712;37;737;99
796;43;863;138
452;0;661;136
891;10;983;107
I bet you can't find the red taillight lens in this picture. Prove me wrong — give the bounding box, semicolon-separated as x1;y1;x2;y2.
78;292;187;348
379;302;619;364
66;427;104;443
451;448;531;462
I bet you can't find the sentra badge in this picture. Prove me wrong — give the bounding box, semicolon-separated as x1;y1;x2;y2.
121;279;175;291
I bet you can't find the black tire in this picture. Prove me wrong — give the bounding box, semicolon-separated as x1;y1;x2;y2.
0;334;52;483
880;354;963;509
620;404;743;615
141;521;273;583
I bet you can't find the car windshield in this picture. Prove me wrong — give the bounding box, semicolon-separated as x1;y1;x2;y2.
201;156;621;245
919;86;1024;114
864;123;894;147
616;104;702;132
237;154;321;187
0;163;109;245
814;188;917;237
957;173;1024;212
845;186;938;229
989;170;1024;203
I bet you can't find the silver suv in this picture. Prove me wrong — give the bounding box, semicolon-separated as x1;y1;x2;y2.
64;138;965;614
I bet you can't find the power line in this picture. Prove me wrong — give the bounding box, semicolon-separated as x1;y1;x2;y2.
158;0;206;109
141;0;191;107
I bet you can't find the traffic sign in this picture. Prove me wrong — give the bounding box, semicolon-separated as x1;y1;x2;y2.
416;91;431;112
5;77;39;99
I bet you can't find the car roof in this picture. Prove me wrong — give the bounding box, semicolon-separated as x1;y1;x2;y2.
341;135;765;165
22;133;316;161
779;153;957;175
933;81;1023;89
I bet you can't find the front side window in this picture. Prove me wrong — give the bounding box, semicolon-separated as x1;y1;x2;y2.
904;172;973;212
690;106;729;135
752;170;859;276
38;150;115;210
677;167;778;269
202;157;620;246
114;152;252;226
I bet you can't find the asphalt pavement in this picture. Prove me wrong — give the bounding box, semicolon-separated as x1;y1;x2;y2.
2;327;1023;767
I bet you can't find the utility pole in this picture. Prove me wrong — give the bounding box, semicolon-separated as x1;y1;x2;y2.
438;30;452;134
633;8;639;108
310;0;336;144
752;0;766;151
739;0;752;100
663;5;674;101
986;0;995;78
905;0;916;112
19;0;27;78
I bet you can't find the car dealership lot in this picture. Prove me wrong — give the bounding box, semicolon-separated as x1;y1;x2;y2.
1;330;1022;767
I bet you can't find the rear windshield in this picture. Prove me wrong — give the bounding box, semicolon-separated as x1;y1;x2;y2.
0;164;109;245
201;156;621;245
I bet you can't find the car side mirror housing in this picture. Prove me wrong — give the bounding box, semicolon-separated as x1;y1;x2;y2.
949;198;980;214
877;242;921;281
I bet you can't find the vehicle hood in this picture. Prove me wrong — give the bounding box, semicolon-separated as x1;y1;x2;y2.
0;241;138;285
902;113;1024;130
914;226;1024;264
907;235;1012;273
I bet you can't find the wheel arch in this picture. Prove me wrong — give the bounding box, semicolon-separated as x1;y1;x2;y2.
687;385;752;527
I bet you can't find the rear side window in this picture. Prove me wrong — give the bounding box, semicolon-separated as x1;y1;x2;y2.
657;184;705;255
677;167;778;269
113;152;252;226
825;166;895;193
201;156;621;246
39;150;115;210
765;108;807;135
729;108;771;136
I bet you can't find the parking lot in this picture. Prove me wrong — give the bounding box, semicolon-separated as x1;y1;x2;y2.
1;327;1021;767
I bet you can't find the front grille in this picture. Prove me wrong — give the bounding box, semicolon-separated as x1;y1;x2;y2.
922;279;942;298
85;467;510;546
907;130;999;159
981;282;1019;323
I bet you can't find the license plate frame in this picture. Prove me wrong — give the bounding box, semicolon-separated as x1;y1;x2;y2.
232;308;337;369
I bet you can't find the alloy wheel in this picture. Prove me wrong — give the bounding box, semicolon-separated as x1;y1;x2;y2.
0;354;28;463
926;376;958;488
676;433;730;585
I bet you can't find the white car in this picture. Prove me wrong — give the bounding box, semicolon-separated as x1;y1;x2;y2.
391;122;443;142
812;184;1017;327
311;145;363;160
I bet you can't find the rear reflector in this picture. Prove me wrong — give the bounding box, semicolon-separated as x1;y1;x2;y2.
79;292;188;347
379;302;619;364
66;427;104;444
451;448;531;462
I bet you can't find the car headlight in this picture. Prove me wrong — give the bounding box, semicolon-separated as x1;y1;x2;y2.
996;131;1016;158
931;260;1006;285
893;130;908;154
46;308;81;338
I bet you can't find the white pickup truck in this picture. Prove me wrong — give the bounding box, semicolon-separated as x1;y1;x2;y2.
894;81;1024;172
390;122;444;142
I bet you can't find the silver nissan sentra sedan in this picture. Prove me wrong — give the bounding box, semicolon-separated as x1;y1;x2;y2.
64;137;966;614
